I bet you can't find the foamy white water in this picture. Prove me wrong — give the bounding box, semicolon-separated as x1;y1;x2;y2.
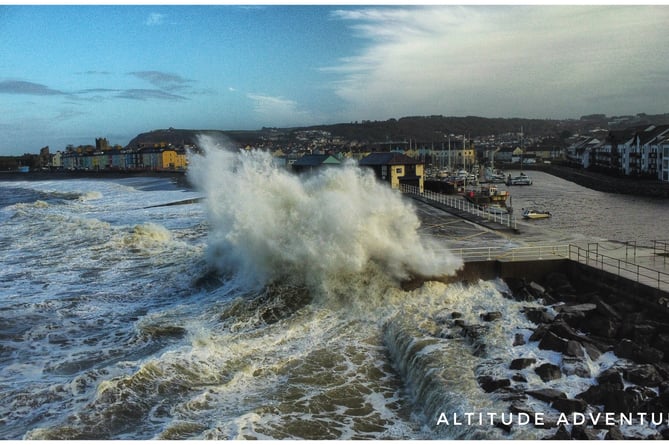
1;143;663;440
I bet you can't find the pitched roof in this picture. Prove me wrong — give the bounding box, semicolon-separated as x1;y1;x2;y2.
292;154;340;166
359;152;422;166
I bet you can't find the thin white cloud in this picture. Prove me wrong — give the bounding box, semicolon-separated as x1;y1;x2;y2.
145;12;166;26
327;6;669;120
247;93;315;126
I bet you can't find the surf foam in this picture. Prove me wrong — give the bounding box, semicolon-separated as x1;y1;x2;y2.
187;136;462;298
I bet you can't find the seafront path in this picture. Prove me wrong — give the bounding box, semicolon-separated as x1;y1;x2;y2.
408;194;669;296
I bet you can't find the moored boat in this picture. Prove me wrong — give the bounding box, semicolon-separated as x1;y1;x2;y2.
522;208;551;219
506;172;532;186
463;184;510;208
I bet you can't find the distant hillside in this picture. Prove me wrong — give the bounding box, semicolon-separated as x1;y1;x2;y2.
124;128;265;149
124;113;669;148
297;116;565;142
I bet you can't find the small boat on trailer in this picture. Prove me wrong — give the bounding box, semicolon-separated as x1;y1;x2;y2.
522;208;551;219
462;184;510;208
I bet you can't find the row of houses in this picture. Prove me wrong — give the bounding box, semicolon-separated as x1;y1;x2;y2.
58;146;189;171
567;125;669;182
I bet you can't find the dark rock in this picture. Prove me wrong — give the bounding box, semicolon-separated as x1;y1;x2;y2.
556;310;586;330
565;340;585;358
571;424;600;440
523;307;553;325
593;295;622;321
614;338;664;364
604;426;625;440
529;323;549;342
548;320;582;341
597;368;624;390
656;333;669;352
513;333;526;346
535;363;562;382
510;357;536;370
538;331;568;353
477;375;511;393
653;362;669;380
578;384;615;405
583;341;603;361
511;373;527;382
526;388;566;403
549;425;571;440
556;303;597;313
587;314;621;338
577;384;649;414
660;381;669;396
528;281;546;296
552;397;588;414
480;311;503;322
622;363;664;387
661;427;669;440
451;311;463;319
632;324;656;345
562;356;592;378
461;324;488;341
604;387;644;413
503;277;526;293
461;324;488;356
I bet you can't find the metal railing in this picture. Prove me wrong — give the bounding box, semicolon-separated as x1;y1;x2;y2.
400;184;517;229
569;244;669;293
451;243;669;293
452;245;570;262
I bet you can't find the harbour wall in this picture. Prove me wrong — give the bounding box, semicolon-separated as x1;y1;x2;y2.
449;258;669;315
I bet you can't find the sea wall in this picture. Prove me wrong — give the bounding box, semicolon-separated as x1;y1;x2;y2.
530;164;669;198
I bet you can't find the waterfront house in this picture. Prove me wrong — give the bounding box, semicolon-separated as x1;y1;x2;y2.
634;125;669;179
291;153;341;174
660;136;669;182
359;152;424;192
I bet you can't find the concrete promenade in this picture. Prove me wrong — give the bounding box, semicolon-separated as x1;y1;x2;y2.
410;196;669;295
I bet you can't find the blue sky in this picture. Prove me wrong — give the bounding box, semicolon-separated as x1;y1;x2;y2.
1;4;669;155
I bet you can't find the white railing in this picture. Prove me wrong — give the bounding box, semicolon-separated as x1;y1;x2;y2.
569;244;669;293
451;243;669;293
453;245;570;262
400;184;517;229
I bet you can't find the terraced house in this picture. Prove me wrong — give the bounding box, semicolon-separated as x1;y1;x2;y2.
568;124;669;182
62;144;188;171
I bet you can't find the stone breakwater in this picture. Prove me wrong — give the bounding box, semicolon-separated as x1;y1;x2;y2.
451;271;669;440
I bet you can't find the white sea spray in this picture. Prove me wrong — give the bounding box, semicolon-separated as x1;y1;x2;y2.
187;135;463;299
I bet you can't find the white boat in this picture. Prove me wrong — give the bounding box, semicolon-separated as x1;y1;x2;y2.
522;208;551;219
506;172;532;186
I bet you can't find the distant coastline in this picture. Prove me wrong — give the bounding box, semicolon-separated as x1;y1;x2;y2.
0;169;192;189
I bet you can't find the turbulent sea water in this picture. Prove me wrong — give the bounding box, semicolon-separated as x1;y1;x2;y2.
1;140;666;440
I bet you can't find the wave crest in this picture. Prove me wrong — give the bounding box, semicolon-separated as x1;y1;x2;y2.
188;136;462;298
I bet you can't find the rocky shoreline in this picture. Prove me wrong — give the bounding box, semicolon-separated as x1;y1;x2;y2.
452;272;669;439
